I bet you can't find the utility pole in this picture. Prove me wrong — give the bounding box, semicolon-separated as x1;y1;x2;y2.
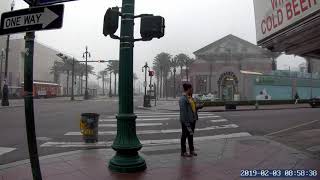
108;0;147;172
71;58;75;101
1;0;15;106
83;46;91;100
0;49;4;98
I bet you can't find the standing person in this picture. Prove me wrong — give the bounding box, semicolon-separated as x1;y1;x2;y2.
295;93;300;104
179;83;203;157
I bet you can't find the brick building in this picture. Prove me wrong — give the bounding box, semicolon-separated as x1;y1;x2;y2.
189;34;277;101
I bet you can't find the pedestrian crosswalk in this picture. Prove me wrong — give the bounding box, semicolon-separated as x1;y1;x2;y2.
0;147;16;156
40;111;252;148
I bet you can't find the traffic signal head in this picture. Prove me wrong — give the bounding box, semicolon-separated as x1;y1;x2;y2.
103;7;120;37
140;16;165;41
149;70;155;77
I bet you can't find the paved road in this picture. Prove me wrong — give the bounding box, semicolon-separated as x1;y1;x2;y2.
0;99;319;164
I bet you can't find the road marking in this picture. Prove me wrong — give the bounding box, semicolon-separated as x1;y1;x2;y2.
64;124;239;136
100;123;163;127
99;115;221;122
210;119;228;123
307;145;320;152
100;118;171;122
134;112;213;115
41;132;252;148
0;147;16;156
106;112;215;118
265;120;320;137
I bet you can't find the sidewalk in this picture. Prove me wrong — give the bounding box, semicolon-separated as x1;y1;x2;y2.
1;136;319;180
138;101;311;112
0;96;115;109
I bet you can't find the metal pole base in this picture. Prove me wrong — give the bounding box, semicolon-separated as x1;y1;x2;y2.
1;84;9;106
109;152;146;173
108;114;146;173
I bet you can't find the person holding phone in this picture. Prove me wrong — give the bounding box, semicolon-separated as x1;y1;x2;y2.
179;83;204;157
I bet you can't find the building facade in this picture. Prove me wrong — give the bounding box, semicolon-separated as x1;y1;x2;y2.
190;34;276;101
189;35;320;101
0;38;79;96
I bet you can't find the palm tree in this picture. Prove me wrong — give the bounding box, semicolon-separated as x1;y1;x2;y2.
98;69;108;96
175;53;189;81
153;52;171;98
170;57;179;98
50;60;64;83
133;73;138;94
106;67;113;97
185;58;195;82
107;61;119;96
153;62;161;98
56;56;73;95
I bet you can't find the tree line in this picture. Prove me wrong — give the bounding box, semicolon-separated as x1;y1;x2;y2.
153;52;195;98
50;56;123;96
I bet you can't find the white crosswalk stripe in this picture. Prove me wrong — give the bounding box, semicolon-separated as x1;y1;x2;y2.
64;124;239;136
41;132;251;148
0;147;16;156
99;115;221;122
42;111;252;148
100;123;163;127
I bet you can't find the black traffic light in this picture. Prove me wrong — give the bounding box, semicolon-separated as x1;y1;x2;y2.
149;70;155;77
103;7;120;37
140;16;165;41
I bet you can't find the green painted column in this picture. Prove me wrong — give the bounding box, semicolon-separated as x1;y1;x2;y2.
108;0;147;173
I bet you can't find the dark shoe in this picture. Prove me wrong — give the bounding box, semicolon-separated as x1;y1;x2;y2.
181;152;192;157
190;151;197;156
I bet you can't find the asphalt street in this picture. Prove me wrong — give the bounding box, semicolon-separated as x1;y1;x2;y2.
0;97;319;164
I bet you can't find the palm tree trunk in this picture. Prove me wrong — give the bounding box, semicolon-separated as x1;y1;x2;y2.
109;72;112;97
186;67;189;82
114;73;117;96
173;69;176;98
165;76;168;99
102;74;105;96
156;78;159;98
66;71;69;96
80;75;83;95
78;75;80;95
160;70;163;98
180;66;183;93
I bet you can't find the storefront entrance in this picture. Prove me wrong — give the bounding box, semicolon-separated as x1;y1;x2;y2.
218;72;238;101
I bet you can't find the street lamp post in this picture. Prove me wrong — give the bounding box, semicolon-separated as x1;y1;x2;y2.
142;62;151;107
83;46;91;100
1;0;15;106
142;63;149;96
0;49;4;98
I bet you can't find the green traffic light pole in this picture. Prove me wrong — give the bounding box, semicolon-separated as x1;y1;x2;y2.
108;0;147;172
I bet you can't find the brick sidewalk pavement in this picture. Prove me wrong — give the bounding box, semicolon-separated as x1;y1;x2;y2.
1;136;319;180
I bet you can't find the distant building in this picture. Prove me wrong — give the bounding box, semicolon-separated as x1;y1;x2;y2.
299;62;307;73
189;35;320;100
0;38;78;96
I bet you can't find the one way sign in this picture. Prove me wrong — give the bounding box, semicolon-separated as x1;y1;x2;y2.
0;4;64;35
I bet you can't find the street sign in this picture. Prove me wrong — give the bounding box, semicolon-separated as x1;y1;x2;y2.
0;4;64;35
24;0;78;6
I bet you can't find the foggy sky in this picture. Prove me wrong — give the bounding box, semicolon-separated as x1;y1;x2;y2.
9;0;305;80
